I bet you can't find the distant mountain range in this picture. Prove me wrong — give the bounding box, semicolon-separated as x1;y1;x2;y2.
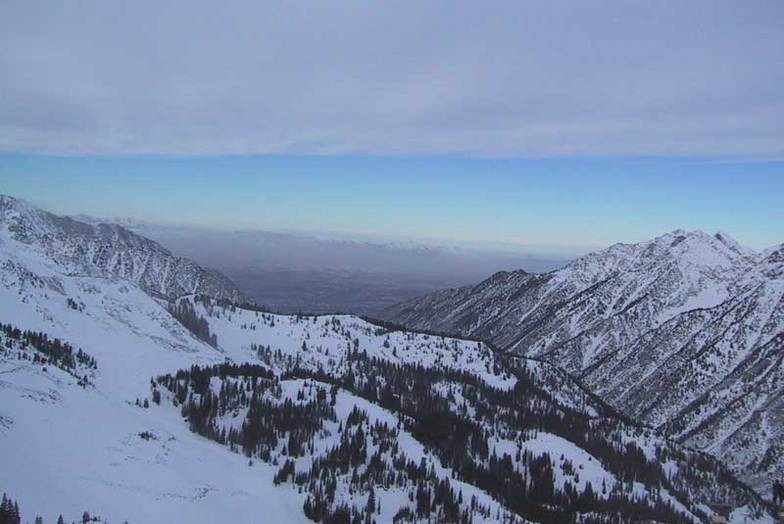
0;194;777;523
384;229;784;496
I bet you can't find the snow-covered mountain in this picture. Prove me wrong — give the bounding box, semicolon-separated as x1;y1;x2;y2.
0;199;777;523
384;230;784;496
0;195;245;302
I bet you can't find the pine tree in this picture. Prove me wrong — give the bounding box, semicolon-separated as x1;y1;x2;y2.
365;486;375;515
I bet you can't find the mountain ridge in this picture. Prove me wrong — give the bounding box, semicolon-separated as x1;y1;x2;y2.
0;194;246;302
384;228;784;496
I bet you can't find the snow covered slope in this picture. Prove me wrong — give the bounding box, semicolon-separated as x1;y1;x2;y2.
0;195;245;302
384;230;784;496
0;238;304;521
161;296;776;523
0;199;512;522
0;200;777;522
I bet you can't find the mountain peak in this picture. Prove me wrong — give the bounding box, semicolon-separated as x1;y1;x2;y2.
658;228;720;244
384;227;784;497
655;228;754;257
0;193;20;206
567;229;753;284
0;193;46;222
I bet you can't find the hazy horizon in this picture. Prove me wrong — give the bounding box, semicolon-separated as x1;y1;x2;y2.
2;158;782;253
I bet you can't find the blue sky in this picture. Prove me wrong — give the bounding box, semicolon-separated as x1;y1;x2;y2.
1;155;782;252
1;2;783;253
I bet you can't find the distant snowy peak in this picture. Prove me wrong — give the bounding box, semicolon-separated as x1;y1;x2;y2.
384;227;784;496
386;227;774;356
0;195;245;302
570;229;754;277
545;229;761;315
653;229;757;269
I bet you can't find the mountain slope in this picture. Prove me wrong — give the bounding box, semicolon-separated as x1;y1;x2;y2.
0;195;245;302
0;200;776;522
0;241;304;522
384;230;784;496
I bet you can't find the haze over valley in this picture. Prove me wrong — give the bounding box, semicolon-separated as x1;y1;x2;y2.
72;218;568;314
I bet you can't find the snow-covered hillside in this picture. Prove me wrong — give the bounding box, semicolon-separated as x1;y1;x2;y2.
0;230;303;521
0;199;520;523
0;195;244;302
384;230;784;496
0;199;777;523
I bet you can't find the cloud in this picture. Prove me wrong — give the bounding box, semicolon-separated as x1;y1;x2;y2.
1;0;783;156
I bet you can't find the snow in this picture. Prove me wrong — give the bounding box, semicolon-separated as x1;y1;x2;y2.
0;352;309;524
270;378;522;524
0;222;517;522
730;505;776;524
194;300;517;391
0;217;306;522
520;432;615;494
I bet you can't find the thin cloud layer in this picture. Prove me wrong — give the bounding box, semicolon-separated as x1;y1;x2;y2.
1;1;783;156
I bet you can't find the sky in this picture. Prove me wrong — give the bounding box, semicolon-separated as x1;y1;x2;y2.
0;1;782;252
1;156;782;252
2;0;783;157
